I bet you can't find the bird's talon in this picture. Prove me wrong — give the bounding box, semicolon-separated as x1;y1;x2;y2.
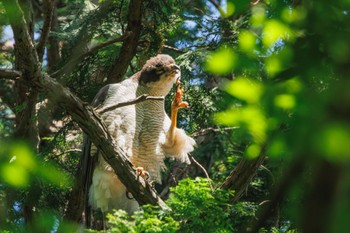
172;83;189;110
136;167;150;181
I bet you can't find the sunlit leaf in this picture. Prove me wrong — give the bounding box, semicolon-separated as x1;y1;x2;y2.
268;137;287;158
262;20;293;48
265;55;282;77
214;108;240;126
214;105;267;143
239;30;256;56
9;143;37;170
281;7;306;24
284;78;303;93
205;47;236;75
274;94;296;110
316;123;350;161
1;164;29;187
38;164;72;188
246;144;261;159
250;5;266;27
225;78;263;103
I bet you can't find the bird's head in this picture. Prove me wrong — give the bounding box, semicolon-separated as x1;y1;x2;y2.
139;54;180;95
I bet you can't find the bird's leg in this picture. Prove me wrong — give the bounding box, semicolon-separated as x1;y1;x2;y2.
167;81;189;145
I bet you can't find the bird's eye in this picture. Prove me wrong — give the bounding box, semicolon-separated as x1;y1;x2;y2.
156;63;162;68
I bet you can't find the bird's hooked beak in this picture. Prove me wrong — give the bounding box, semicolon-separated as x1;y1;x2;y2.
173;64;181;84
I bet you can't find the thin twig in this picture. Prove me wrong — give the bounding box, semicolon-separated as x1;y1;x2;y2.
54;148;82;157
162;45;185;53
190;154;214;192
251;0;261;6
95;94;164;114
85;32;132;57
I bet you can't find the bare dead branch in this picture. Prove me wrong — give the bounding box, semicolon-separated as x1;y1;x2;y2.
36;0;53;62
162;45;185;54
96;94;164;114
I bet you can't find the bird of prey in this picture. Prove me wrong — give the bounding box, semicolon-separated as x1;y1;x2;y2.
82;54;196;217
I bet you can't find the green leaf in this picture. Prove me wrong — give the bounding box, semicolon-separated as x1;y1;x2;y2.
205;47;237;75
225;78;263;103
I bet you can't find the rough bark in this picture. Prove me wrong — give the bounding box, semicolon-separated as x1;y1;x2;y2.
46;0;60;73
36;0;53;62
107;0;142;83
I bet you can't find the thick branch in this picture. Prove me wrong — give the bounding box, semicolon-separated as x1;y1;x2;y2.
107;0;142;83
40;74;169;210
219;145;267;203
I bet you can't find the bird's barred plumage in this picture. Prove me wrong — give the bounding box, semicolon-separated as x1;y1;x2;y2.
84;54;196;214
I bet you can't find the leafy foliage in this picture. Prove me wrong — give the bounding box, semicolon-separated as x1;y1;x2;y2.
2;0;350;232
104;178;232;233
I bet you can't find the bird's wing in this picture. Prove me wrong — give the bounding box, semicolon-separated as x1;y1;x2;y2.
82;79;139;220
81;84;116;225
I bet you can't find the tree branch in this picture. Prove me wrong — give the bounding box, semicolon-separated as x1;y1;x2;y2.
50;1;115;77
3;0;41;80
162;45;185;54
219;144;267;203
36;0;53;62
51;33;130;78
40;74;170;210
190;155;214;191
107;0;142;83
96;94;164;114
